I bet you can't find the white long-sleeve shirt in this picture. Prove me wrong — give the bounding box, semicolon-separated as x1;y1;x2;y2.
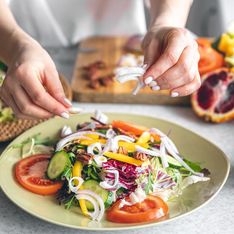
7;0;147;47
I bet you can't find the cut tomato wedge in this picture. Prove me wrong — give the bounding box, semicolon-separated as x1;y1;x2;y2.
106;195;168;223
15;154;63;195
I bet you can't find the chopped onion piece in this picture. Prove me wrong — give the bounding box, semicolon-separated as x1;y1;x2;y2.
115;66;146;95
150;128;178;154
119;199;132;208
102;138;113;153
94;155;107;167
77;190;105;222
160;141;169;168
56;131;106;151
116;75;139;84
135;145;161;157
60;125;73;138
111;135;135;152
87;142;102;156
132;80;144;95
75;194;100;221
94;110;108;124
79;122;96;131
106;129;116;138
100;170;119;190
119;186;146;208
68;177;84;193
115;67;145;76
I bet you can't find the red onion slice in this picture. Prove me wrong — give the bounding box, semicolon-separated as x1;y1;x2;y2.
75;194;100;221
111;135;135;152
56;131;106;151
135;145;161;157
159;141;169;168
60;125;73;138
77;190;105;222
87;142;102;156
100;169;119;190
106;129;116;138
94;155;107;167
150;128;179;154
69;177;84;193
94;110;108;124
115;67;145;76
115;66;146;95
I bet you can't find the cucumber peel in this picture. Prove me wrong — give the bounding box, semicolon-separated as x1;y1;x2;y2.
47;151;70;180
82;180;114;210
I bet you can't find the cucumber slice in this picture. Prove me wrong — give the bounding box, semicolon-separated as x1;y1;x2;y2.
82;180;113;210
47;151;70;179
167;155;182;168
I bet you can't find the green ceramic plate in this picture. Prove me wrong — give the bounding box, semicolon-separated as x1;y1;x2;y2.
0;113;230;231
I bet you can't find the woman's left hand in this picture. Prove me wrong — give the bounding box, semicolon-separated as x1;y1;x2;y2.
142;26;201;97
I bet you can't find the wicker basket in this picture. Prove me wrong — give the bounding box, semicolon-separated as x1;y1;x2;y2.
0;74;72;142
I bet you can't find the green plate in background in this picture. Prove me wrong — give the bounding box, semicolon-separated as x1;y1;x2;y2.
0;113;230;231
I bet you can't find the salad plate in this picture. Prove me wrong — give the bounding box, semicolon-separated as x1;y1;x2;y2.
0;113;230;231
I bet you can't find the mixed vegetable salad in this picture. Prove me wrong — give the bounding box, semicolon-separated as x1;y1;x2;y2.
14;111;210;223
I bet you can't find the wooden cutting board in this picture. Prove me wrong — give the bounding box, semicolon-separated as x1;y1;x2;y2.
71;36;190;105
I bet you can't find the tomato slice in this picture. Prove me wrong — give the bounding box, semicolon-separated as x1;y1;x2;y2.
106;195;168;223
15;154;63;195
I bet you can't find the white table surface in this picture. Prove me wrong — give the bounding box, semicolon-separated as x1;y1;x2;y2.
0;103;233;234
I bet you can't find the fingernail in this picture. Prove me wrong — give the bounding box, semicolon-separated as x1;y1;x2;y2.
64;98;72;106
142;64;148;69
145;76;153;85
152;85;160;91
171;92;179;97
149;81;157;87
68;107;83;114
60;112;70;119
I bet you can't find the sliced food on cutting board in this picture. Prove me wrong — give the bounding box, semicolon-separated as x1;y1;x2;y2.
71;36;189;105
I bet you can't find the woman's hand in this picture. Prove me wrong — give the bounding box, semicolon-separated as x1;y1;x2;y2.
0;39;71;119
142;26;201;97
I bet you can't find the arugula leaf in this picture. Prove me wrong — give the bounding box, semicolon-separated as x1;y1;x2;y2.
82;164;101;181
183;159;202;172
96;129;107;134
64;195;76;209
61;166;73;181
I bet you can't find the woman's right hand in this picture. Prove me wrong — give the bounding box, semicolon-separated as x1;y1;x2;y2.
0;39;71;119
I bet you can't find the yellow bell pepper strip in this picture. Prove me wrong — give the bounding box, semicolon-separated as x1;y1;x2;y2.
218;33;234;56
230;67;234;73
103;151;143;166
72;161;88;216
84;134;99;140
118;141;149;152
137;131;151;145
72;161;83;177
80;139;106;146
151;133;161;143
